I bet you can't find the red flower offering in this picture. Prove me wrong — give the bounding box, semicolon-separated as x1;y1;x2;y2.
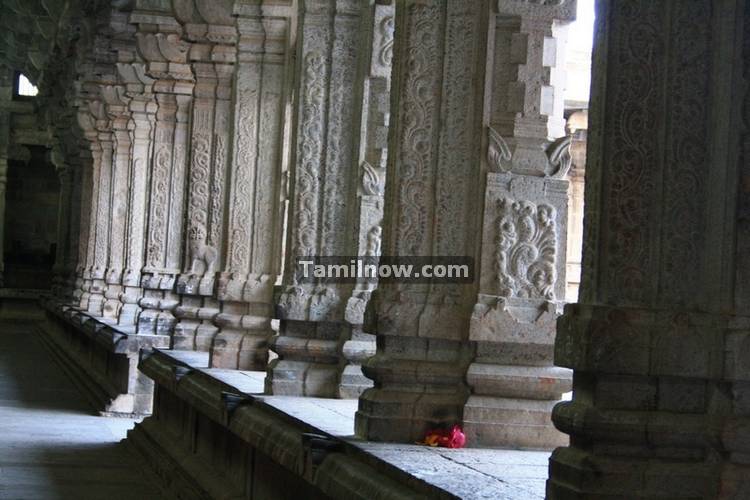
420;425;466;449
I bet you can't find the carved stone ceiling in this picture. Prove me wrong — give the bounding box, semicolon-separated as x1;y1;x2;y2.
0;0;110;88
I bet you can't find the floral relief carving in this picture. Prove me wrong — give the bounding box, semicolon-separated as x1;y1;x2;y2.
395;2;441;256
187;132;211;243
495;198;558;300
436;2;479;255
228;84;257;273
147;145;170;268
294;49;327;258
321;22;357;257
209;133;226;249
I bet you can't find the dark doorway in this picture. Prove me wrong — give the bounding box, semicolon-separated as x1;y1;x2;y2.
3;146;59;289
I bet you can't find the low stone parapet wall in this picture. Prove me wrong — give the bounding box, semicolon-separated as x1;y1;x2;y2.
130;348;551;500
38;298;169;416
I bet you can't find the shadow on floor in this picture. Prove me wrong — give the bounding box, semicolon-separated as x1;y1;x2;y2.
0;320;168;499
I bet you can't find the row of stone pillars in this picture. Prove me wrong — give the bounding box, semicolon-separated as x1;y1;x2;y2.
12;0;750;494
40;0;578;449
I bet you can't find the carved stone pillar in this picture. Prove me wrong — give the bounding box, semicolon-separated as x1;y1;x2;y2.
86;97;114;316
462;0;575;449
65;156;83;299
266;0;393;397
548;1;750;497
0;69;9;287
339;16;392;396
76;102;103;311
133;10;194;335
50;149;74;297
208;1;295;370
355;0;488;442
171;0;236;351
73;151;94;306
101;85;132;320
116;61;157;327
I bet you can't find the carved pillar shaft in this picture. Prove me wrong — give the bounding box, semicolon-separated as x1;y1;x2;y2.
266;0;393;397
51;157;73;296
102;88;132;320
461;0;575;450
65;158;83;297
0;68;11;287
173;0;236;351
73;154;94;305
77;113;102;310
548;0;750;497
118;61;157;326
355;0;488;441
137;90;192;334
133;11;194;335
0;154;6;289
86;114;114;316
209;1;295;370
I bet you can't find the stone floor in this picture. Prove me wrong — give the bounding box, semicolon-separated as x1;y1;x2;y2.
0;321;167;500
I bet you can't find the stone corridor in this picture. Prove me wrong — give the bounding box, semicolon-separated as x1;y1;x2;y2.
0;321;165;499
2;0;749;497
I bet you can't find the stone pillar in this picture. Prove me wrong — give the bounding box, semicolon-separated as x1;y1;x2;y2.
355;0;489;442
133;11;194;335
86;97;114;316
73;151;94;307
339;9;393;396
172;0;236;351
462;0;575;449
0;68;11;287
50;149;74;297
564;109;586;302
266;0;393;397
76;103;103;311
116;61;157;327
548;1;750;497
65;156;83;299
101;85;132;320
208;0;295;370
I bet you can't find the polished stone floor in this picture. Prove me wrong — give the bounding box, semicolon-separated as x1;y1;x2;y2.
0;321;166;500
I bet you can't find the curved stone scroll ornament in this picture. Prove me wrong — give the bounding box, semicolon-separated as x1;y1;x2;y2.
487;127;512;172
496;198;558;300
546;134;572;178
361;161;384;196
378;16;394;67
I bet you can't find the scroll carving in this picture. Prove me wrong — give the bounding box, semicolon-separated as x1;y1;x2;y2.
547;135;572;178
495;198;558;300
487;127;512;172
361;161;384;196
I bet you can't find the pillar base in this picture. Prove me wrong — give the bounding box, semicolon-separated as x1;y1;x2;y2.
355;388;468;443
265;319;344;397
265;359;339;397
463;396;566;449
339;333;376;399
210;328;269;370
549;303;750;498
547;447;721;499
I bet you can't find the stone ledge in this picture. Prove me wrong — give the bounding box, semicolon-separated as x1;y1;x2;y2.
38;298;170;416
134;348;550;499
